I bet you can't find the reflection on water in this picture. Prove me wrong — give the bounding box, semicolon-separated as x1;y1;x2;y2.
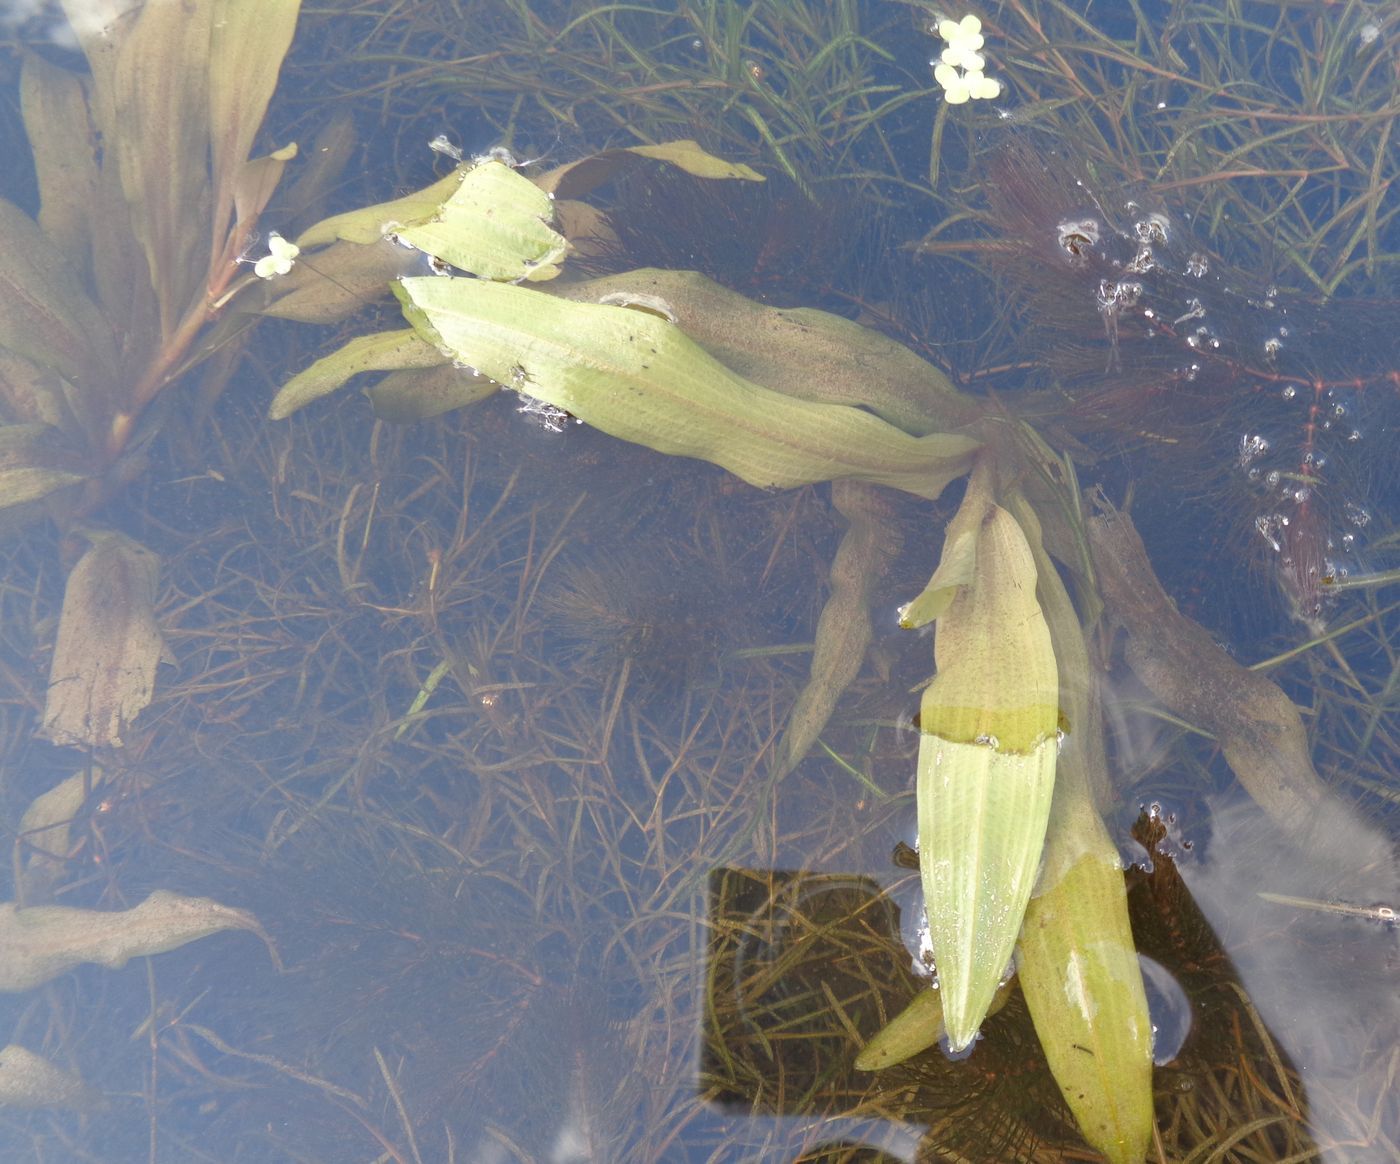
1;1;1398;1161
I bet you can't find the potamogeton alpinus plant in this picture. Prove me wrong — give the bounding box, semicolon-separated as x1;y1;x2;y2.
0;0;303;749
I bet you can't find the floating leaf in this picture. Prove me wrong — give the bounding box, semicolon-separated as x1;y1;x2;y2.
41;531;163;749
550;270;981;437
396;277;979;498
915;462;1058;1051
269;329;449;419
296;167;470;248
1009;493;1153;1164
0;890;269;992
0;1045;98;1111
394;160;568;282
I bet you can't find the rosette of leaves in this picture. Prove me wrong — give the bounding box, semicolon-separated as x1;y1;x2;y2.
0;0;302;749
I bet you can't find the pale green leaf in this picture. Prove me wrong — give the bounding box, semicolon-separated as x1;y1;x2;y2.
396;277;979;498
395;160;568;282
916;470;1059;1050
550;270;981;437
295;167;468;248
854;987;945;1071
1008;488;1152;1164
269;329;447;419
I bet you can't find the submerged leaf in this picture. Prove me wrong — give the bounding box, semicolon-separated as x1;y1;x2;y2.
269;329;449;419
396;277;979;498
1087;499;1329;838
19;52;99;277
916;465;1058;1050
0;890;268;992
366;365;499;422
41;531;163;749
0;1045;98;1111
0;199;116;390
209;0;301;238
18;769;107;902
854;987;945;1071
776;480;901;777
109;0;214;333
539;139;766;199
0;424;90;510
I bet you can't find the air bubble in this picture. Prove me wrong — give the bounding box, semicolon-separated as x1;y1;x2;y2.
1344;501;1372;528
1056;217;1101;265
1281;384;1297;400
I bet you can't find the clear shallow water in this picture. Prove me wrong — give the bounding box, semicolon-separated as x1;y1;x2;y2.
0;2;1397;1161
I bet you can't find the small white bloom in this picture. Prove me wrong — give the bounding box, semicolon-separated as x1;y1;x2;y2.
940;43;985;71
938;15;984;50
254;232;299;279
933;14;1000;104
966;71;1002;100
934;63;971;104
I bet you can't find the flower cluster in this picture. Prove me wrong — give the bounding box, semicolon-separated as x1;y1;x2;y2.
254;232;300;279
933;14;1001;104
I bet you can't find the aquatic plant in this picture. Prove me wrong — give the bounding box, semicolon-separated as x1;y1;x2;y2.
0;0;306;750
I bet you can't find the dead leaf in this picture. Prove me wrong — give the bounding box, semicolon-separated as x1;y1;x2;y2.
0;890;273;992
41;530;163;749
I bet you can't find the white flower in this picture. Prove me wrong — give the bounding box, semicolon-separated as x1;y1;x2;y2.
938;14;984;51
254;232;300;279
935;62;972;104
966;71;1002;100
933;13;1001;103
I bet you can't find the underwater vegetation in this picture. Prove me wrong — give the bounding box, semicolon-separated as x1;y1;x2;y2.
0;1;1396;1161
